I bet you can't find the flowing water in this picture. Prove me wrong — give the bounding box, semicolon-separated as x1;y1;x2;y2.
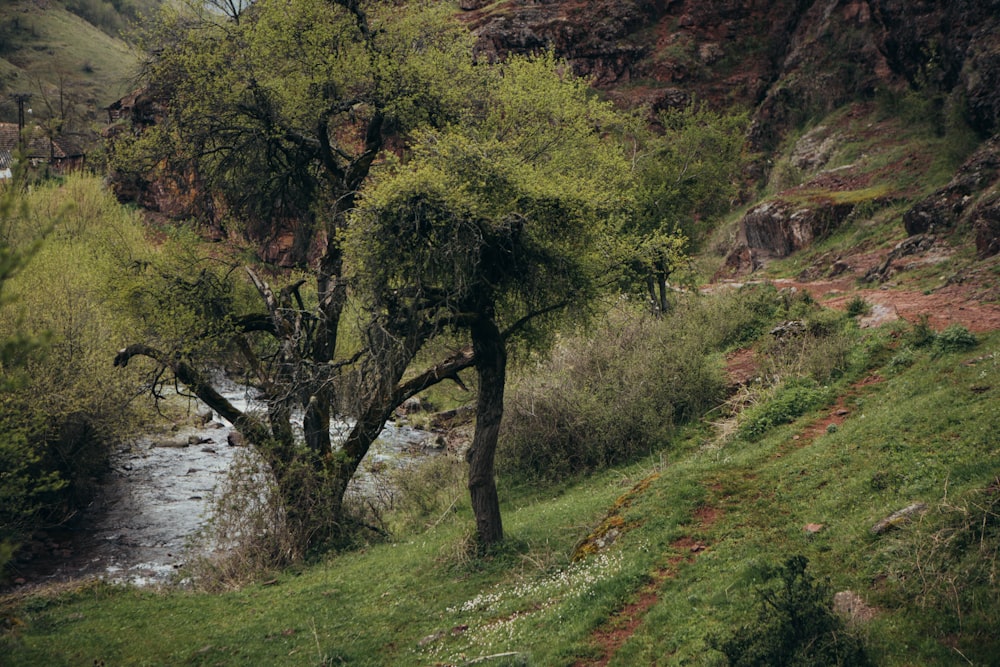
11;379;437;588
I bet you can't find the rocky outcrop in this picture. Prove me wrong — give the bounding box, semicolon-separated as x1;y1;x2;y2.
466;0;660;87
901;136;1000;256
468;0;999;149
870;0;1000;135
722;197;856;274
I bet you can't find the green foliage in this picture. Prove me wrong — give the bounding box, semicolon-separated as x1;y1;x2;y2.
845;295;872;317
387;454;468;536
933;323;977;354
498;298;732;482
0;175;152;576
904;318;978;355
712;556;871;666
617;103;748;308
885;481;1000;640
738;378;827;441
117;0;477;232
352;51;631;339
907;314;937;348
886;346;916;372
0;171;54;572
630;103;750;248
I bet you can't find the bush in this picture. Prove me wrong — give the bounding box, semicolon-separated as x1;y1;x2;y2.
738;378;827;441
0;175;152;575
498;303;727;482
845;295;872;318
933;324;977;354
907;315;936;348
712;556;872;666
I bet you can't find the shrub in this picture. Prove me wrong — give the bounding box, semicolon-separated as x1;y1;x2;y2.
845;295;872;318
933;324;977;354
886;346;916;372
907;315;936;348
756;309;855;385
498;303;727;481
711;555;872;666
0;175;152;575
738;378;827;441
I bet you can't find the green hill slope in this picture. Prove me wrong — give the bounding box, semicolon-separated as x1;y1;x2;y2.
0;1;141;132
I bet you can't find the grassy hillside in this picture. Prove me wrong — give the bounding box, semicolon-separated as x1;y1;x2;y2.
0;1;141;131
2;291;997;665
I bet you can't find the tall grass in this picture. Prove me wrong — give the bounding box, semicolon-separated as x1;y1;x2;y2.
498;285;809;482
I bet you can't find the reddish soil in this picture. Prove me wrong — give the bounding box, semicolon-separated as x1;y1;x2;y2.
767;277;1000;334
725;347;758;386
772;374;885;462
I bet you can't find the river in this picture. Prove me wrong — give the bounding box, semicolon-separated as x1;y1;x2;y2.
7;379;438;588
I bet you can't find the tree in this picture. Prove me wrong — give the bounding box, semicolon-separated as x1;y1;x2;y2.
350;53;632;548
0;164;59;574
623;103;748;314
110;0;486;552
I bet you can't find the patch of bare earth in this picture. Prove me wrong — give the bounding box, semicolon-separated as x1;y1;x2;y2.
773;278;1000;333
773;374;884;462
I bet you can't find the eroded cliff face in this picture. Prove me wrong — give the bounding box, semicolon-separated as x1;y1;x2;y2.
465;0;999;145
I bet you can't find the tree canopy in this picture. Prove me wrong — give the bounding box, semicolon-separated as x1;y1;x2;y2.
350;53;633;545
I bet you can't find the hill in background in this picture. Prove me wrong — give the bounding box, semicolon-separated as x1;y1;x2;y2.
0;0;159;148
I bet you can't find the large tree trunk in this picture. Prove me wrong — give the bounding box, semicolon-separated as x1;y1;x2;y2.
466;317;507;550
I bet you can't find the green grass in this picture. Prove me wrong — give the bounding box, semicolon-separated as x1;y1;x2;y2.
3;327;999;665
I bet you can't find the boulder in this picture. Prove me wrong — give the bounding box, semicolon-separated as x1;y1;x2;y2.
749;199;856;257
227;431;246;447
973;193;1000;258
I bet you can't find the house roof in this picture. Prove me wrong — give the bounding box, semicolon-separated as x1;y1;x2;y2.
0;122;84;160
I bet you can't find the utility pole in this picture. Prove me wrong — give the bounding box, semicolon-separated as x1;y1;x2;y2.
11;93;32;152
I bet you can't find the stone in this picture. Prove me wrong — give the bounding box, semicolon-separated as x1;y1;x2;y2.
833;590;877;623
227;431;246;447
804;523;824;534
871;502;927;534
770;320;807;338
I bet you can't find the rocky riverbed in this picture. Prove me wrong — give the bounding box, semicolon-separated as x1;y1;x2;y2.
5;381;441;589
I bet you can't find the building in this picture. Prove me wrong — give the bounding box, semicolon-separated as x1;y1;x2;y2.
0;122;86;173
0;149;12;180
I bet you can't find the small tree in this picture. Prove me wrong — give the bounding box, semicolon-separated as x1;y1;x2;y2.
623;103;748;313
351;53;632;549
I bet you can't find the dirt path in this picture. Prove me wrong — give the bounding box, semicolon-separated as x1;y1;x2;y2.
572;502;720;667
769;278;1000;333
